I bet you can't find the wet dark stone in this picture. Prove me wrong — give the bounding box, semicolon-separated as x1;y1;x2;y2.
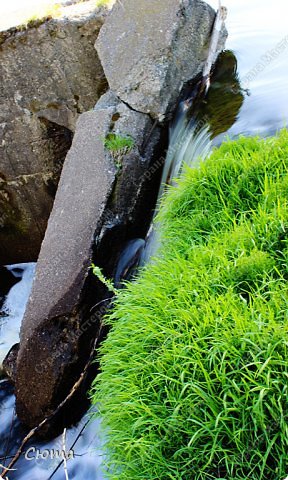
0;266;20;309
3;343;19;383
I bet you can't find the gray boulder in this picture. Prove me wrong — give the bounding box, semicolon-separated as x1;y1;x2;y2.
15;91;163;430
0;3;108;264
96;0;227;120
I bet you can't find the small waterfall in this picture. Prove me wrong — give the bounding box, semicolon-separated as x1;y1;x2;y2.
142;102;212;263
160;113;212;199
0;383;106;480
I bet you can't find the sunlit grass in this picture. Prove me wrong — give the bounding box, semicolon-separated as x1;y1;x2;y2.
24;3;62;25
104;133;134;153
23;0;115;28
95;0;116;7
0;0;116;31
91;128;288;479
0;0;63;31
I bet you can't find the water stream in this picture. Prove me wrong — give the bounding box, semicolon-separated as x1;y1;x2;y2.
0;264;36;369
1;1;288;478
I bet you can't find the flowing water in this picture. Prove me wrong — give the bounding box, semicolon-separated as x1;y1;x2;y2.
0;268;106;480
209;0;288;140
0;264;36;368
1;1;288;478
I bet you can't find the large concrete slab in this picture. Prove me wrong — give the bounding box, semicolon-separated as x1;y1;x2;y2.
96;0;226;120
15;91;162;430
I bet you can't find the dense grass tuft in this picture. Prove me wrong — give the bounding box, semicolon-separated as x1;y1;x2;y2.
91;129;288;480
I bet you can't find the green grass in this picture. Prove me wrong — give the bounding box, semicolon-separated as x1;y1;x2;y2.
95;0;115;6
103;133;135;169
91;263;117;294
104;133;134;153
91;129;288;479
18;0;113;31
22;3;62;29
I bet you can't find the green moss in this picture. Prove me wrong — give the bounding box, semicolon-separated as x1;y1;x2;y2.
104;133;134;153
103;133;135;171
91;128;288;479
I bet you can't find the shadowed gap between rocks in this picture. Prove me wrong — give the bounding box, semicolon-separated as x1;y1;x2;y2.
0;119;73;264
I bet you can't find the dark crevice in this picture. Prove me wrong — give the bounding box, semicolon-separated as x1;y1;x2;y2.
115;93;156;120
93;127;168;281
38;118;73;197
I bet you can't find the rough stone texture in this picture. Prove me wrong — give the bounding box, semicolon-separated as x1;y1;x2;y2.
2;343;19;382
0;3;108;264
96;0;227;120
15;91;163;430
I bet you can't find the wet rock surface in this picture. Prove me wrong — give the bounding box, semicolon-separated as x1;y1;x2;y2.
0;4;108;264
96;0;227;120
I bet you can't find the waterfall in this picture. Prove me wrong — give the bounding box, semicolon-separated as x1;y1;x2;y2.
142;103;212;264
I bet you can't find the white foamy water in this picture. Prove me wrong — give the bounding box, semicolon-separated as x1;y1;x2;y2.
9;406;106;480
0;386;107;480
0;264;107;480
0;263;36;368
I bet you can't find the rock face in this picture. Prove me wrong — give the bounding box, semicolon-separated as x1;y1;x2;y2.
0;3;107;264
15;91;163;430
15;0;227;432
96;0;227;120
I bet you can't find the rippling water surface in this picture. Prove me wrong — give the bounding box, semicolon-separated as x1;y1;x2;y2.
212;0;288;138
